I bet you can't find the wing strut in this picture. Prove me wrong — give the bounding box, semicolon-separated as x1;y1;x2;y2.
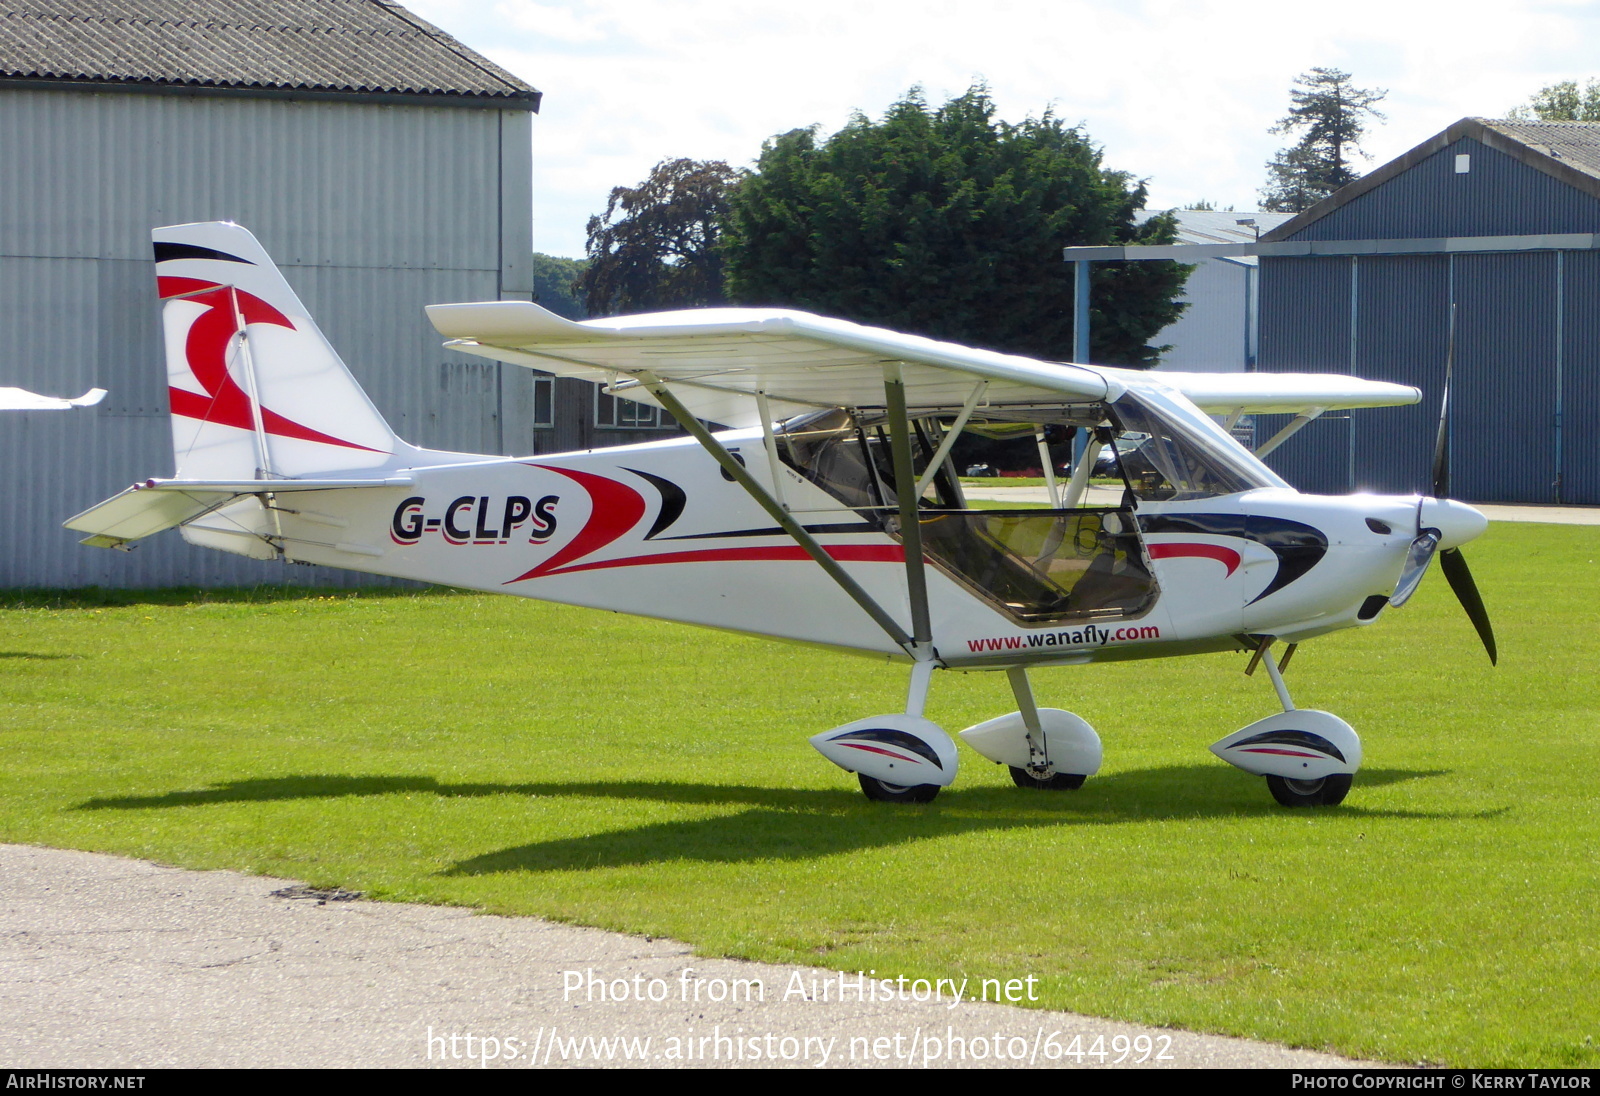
883;363;935;660
913;380;986;499
1255;407;1326;459
637;371;917;654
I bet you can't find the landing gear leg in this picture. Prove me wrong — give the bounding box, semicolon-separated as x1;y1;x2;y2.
1212;638;1360;808
1004;666;1089;791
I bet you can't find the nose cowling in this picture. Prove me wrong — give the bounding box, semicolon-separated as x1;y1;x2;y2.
1418;497;1488;550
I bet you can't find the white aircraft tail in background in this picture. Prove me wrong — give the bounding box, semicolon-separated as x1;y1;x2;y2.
0;387;105;410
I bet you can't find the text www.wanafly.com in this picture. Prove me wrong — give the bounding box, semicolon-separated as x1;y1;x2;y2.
966;623;1160;653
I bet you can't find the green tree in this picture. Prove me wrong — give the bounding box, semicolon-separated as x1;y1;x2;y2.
530;253;588;319
721;86;1190;367
1508;78;1600;121
1260;68;1387;213
578;158;740;316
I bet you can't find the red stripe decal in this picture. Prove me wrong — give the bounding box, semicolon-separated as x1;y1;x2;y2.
161;278;380;452
506;467;648;581
506;543;903;583
839;743;922;764
1148;541;1241;577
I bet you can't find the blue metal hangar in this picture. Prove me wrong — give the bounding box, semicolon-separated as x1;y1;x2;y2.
1071;117;1600;507
1254;117;1600;506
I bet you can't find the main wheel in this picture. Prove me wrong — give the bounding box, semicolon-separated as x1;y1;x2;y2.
858;774;940;803
1009;766;1087;791
1266;772;1352;807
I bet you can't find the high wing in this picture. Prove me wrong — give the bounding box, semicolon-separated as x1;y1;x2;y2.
427;304;1112;427
427;302;1420;423
1138;371;1422;414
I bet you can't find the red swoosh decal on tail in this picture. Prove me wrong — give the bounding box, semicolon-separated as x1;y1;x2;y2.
1147;542;1241;577
159;276;380;452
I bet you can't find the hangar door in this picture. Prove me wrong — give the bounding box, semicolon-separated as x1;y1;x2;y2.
1257;251;1589;505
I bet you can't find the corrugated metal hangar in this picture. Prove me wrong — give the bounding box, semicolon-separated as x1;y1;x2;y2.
1255;118;1600;506
1074;117;1600;507
0;0;677;588
1137;209;1293;374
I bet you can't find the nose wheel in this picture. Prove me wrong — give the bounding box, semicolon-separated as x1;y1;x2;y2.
1266;773;1352;808
858;774;940;803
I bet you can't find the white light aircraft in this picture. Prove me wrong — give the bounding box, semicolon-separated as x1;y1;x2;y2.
67;223;1496;808
0;387;105;411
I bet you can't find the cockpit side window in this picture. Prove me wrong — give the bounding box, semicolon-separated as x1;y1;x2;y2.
777;405;1160;625
776;408;885;513
777;408;965;515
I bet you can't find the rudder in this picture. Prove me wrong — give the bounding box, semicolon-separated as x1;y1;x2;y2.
153;222;398;480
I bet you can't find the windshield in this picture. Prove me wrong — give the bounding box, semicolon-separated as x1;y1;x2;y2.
1109;390;1285;501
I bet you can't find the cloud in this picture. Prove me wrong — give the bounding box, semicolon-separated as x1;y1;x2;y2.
405;0;1600;255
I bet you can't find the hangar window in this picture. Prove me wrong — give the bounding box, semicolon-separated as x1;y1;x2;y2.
595;386;664;429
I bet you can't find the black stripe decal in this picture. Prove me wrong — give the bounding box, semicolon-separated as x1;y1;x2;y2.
1233;729;1346;763
1139;512;1327;605
827;728;944;770
623;467;687;540
152;242;255;265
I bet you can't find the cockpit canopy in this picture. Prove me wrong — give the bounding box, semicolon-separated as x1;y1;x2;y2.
771;389;1281;625
776;389;1282;513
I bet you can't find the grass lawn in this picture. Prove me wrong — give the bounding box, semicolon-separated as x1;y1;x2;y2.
0;522;1595;1066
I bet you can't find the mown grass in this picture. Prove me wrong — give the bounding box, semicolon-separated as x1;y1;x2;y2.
0;523;1595;1066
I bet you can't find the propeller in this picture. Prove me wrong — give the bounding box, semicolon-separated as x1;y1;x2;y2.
1391;306;1496;665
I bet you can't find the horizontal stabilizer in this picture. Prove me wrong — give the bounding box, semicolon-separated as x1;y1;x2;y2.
64;476;414;550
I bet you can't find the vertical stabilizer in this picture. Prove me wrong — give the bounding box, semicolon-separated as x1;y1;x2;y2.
153;222;398;479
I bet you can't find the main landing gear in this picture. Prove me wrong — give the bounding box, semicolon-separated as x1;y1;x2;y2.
813;643;1360;808
1210;639;1361;808
809;663;1101;804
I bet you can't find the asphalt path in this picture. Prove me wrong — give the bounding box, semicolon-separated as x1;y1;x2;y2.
0;844;1374;1070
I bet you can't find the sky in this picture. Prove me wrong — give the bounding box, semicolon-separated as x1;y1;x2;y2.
406;0;1600;258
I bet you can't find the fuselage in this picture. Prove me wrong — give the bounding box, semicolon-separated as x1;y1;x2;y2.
183;423;1467;671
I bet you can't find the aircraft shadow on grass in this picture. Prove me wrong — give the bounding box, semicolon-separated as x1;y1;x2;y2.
77;766;1497;873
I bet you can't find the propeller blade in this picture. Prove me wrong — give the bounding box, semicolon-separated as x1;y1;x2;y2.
1439;547;1497;666
1389;530;1440;608
1432;304;1455;499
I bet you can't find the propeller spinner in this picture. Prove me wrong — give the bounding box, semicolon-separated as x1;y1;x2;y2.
1390;308;1497;665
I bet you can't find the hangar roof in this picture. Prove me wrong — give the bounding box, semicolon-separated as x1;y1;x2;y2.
1135;208;1294;267
0;0;539;108
1262;117;1600;242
